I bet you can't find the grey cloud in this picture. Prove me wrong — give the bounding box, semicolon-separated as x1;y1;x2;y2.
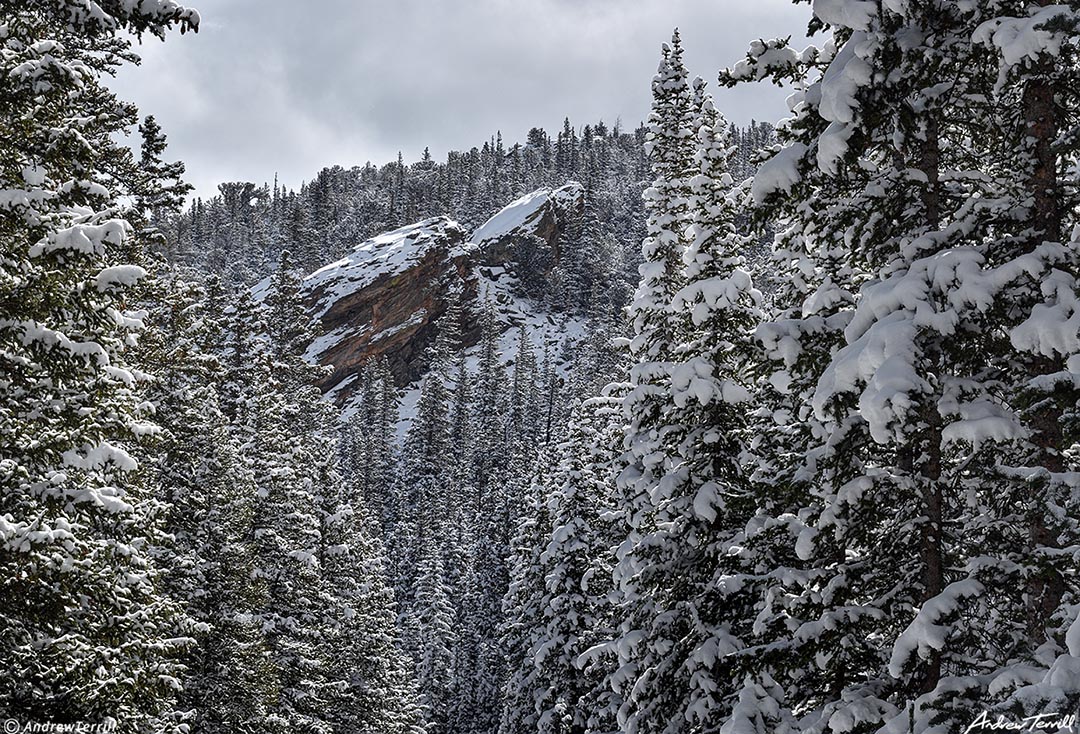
113;0;812;200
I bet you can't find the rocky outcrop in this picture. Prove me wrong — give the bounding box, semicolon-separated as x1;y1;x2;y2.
301;183;583;403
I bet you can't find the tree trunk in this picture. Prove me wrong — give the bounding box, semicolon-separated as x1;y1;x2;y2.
908;112;945;694
1021;0;1066;642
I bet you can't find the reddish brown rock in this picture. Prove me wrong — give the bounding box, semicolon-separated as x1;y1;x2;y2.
303;184;583;404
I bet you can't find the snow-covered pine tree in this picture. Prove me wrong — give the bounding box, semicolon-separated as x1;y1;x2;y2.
449;349;475;496
577;178;621;319
444;347;489;734
313;397;425;734
0;1;196;726
450;533;505;734
389;303;489;732
443;340;478;614
498;451;559;734
508;326;540;451
471;303;510;502
265;249;324;399
390;303;458;599
719;0;1080;729
464;312;539;734
611;49;697;718
448;540;487;734
135;115;194;242
389;365;449;651
137;274;279;732
530;393;626;734
219;285;330;730
717;3;970;728
413;539;459;734
966;0;1080;718
350;357;400;527
716;22;869;731
612;73;765;733
219;290;266;428
628;29;695;366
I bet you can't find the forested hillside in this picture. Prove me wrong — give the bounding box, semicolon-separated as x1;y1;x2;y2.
158;118;775;287
3;1;1080;733
150;117;777;734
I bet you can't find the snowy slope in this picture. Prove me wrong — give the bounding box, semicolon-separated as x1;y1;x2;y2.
380;264;589;436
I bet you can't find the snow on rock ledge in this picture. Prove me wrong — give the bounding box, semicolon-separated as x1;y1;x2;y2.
471;181;582;245
306;217;472;319
302;216;474;397
295;184;584;406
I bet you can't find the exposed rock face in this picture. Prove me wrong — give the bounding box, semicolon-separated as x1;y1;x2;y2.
302;183;583;403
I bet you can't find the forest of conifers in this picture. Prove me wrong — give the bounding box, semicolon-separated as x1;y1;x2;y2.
3;2;1080;734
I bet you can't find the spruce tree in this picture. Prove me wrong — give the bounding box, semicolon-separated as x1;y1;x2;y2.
531;394;626;734
138;275;278;733
136;115;194;229
613;73;765;733
498;455;558;734
717;0;1080;729
413;541;458;734
628;29;695;365
314;398;425;734
0;1;197;726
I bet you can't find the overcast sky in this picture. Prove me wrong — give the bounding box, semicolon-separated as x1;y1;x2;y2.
113;0;811;201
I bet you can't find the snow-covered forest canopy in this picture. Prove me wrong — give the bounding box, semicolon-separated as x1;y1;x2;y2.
4;1;1080;733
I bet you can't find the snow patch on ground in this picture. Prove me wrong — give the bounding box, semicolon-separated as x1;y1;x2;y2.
340;263;588;439
304;323;369;362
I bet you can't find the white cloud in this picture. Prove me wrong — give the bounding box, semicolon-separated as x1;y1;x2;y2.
112;0;811;200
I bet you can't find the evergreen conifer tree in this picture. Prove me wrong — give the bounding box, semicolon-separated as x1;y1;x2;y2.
0;1;197;726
